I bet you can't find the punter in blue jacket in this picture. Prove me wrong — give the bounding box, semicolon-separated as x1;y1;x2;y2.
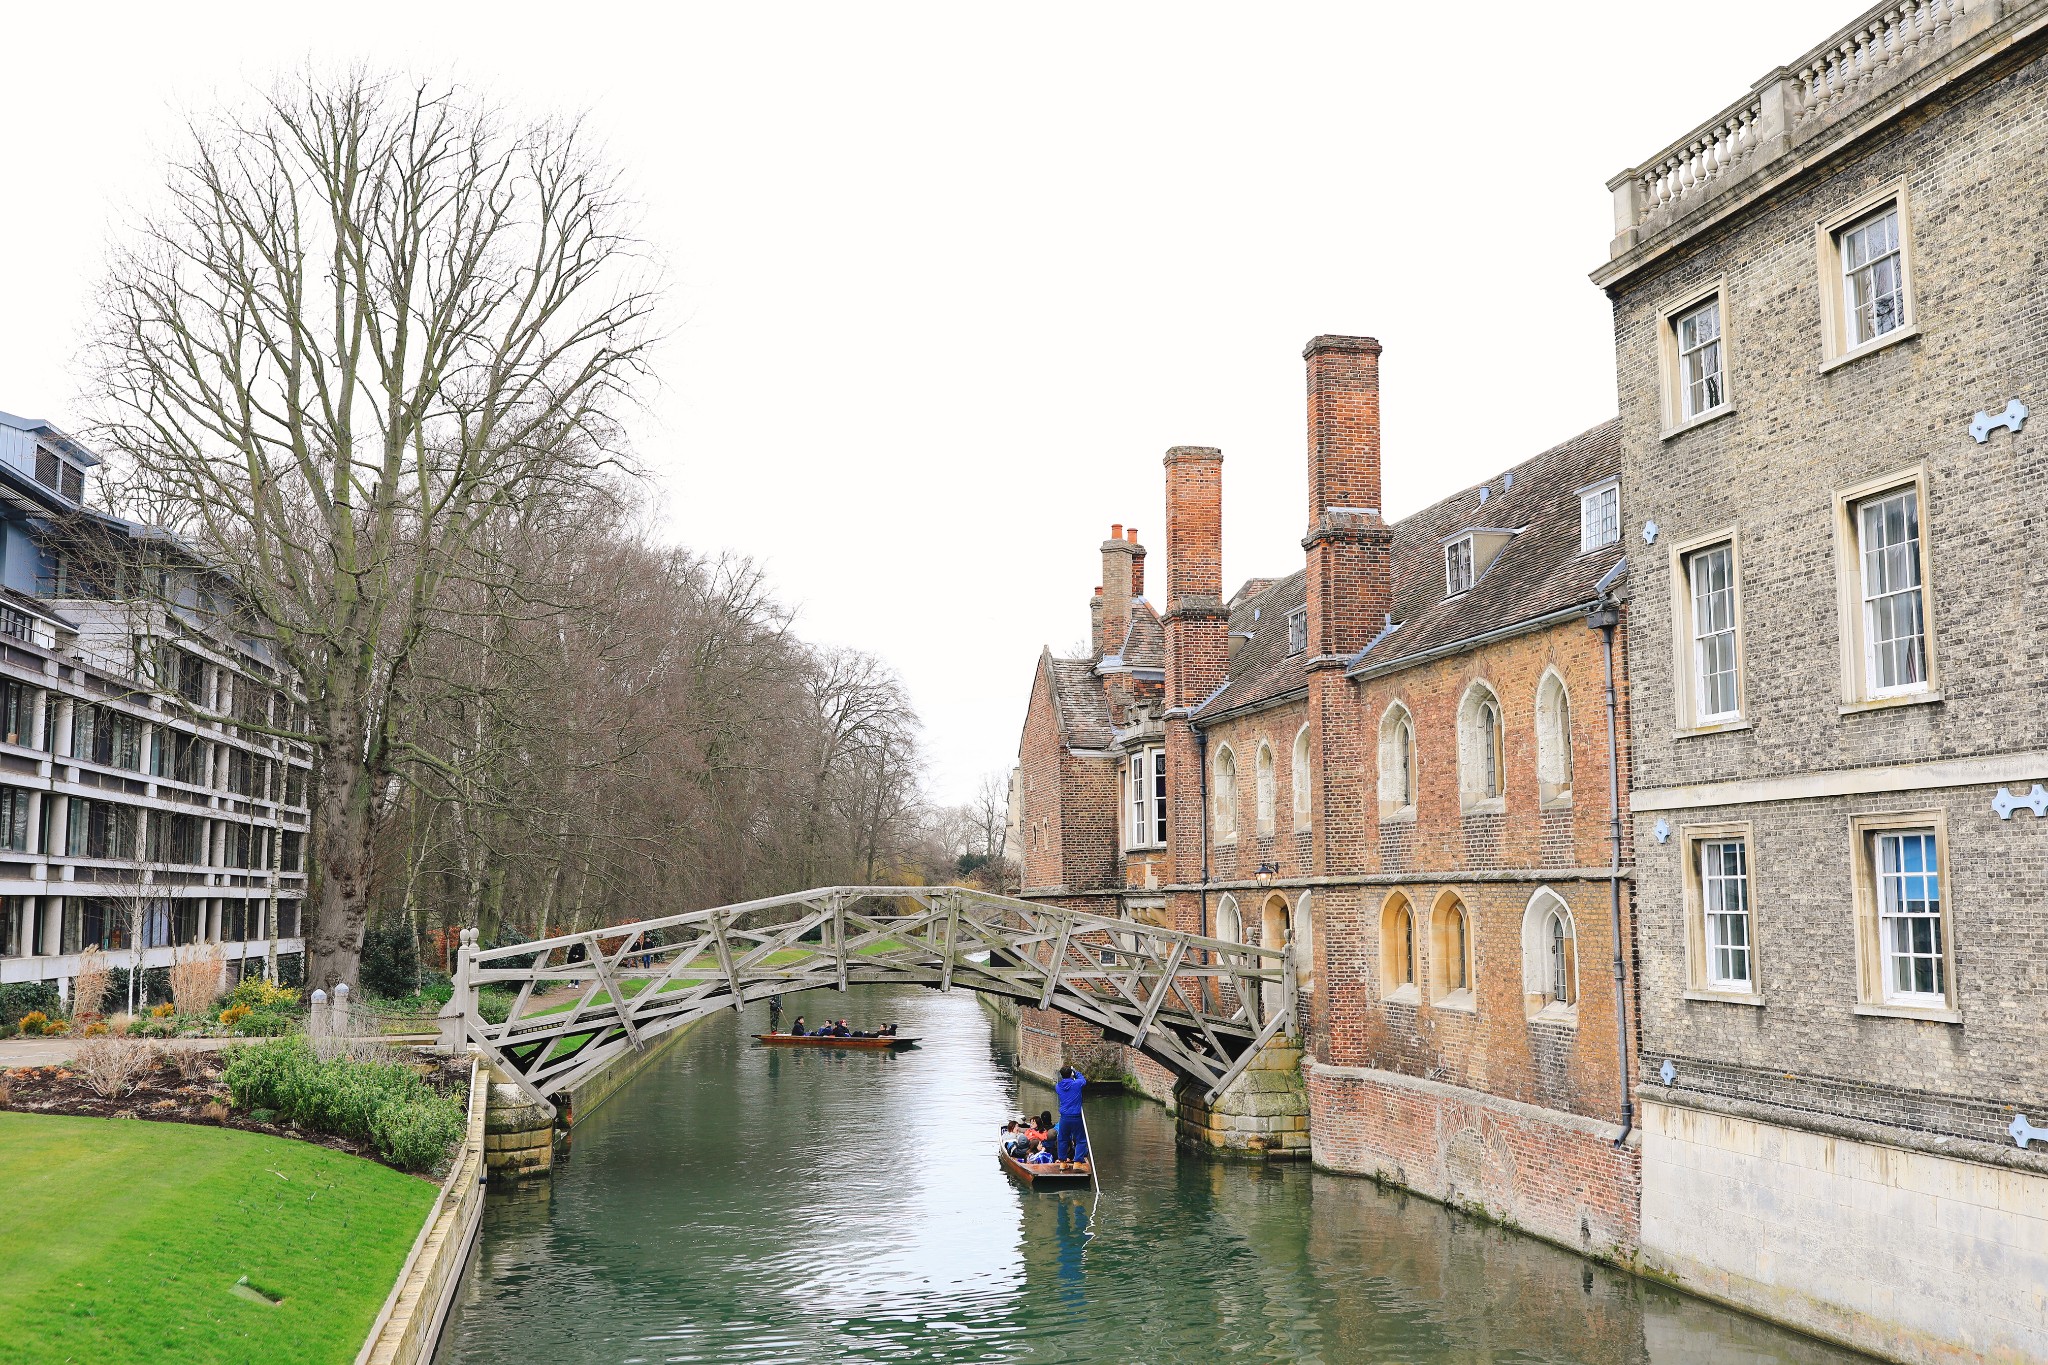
1055;1066;1088;1162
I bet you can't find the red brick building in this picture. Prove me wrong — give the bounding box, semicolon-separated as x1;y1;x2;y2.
1010;334;1640;1257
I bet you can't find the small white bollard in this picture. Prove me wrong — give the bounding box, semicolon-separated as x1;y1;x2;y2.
333;982;351;1038
309;988;329;1039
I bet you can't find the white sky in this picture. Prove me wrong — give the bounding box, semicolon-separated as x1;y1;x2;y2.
0;0;1853;806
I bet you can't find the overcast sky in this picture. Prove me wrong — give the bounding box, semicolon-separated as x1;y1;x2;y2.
1;0;1854;807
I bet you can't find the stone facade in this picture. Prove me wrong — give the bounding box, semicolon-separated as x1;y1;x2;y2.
1595;1;2048;1358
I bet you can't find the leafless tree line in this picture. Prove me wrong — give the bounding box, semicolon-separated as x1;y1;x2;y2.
82;68;1001;985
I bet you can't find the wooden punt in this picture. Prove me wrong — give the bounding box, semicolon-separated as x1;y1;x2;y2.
751;1032;920;1051
998;1143;1093;1187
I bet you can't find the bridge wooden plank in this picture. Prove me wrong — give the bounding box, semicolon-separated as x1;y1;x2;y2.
1037;917;1075;1010
1129;940;1185;1050
584;933;646;1052
710;913;746;1014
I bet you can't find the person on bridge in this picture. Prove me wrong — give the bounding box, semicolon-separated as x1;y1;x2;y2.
1056;1066;1088;1163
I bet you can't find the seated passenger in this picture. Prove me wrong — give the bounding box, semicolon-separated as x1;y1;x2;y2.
789;1016;806;1037
1026;1141;1055;1165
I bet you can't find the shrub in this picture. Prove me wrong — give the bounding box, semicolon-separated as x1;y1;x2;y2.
72;947;112;1019
0;982;60;1028
72;1037;159;1098
232;1010;295;1037
151;1002;176;1019
83;1021;109;1037
224;1035;464;1171
219;1004;253;1029
42;1018;69;1036
16;1011;49;1036
370;1094;465;1171
360;923;423;1000
476;987;517;1026
225;976;300;1014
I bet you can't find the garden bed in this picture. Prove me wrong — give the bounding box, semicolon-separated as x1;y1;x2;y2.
0;1048;470;1176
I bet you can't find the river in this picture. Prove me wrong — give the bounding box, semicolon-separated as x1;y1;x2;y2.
436;984;1865;1364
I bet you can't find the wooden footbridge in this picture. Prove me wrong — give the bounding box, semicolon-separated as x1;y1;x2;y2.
438;886;1293;1117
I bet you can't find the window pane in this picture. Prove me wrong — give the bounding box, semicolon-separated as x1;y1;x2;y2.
1875;830;1943;1002
1858;490;1927;694
1701;839;1752;989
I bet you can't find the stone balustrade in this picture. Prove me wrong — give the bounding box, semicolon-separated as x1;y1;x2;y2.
1606;0;1995;257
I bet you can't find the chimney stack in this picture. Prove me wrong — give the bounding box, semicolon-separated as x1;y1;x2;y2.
1098;524;1142;658
1302;335;1393;662
1163;446;1227;710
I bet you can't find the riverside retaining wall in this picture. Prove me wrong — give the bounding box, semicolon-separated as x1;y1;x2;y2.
356;1053;489;1365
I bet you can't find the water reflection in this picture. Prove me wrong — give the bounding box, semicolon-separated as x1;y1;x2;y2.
439;985;1861;1365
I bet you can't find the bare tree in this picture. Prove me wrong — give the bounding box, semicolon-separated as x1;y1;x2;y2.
972;768;1009;862
90;71;658;988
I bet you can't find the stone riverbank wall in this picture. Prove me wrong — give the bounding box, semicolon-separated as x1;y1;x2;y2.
357;1053;489;1365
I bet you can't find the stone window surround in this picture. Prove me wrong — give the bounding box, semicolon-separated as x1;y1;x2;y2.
1212;744;1238;844
1456;680;1507;814
1534;668;1574;809
1254;739;1277;837
1831;463;1941;713
1655;277;1736;438
1520;887;1579;1026
1680;818;1764;1006
1291;723;1311;832
1427;890;1476;1013
1379;891;1418;1004
1377;701;1417;821
1666;524;1752;736
1124;746;1166;852
1848;807;1959;1023
1814;179;1920;372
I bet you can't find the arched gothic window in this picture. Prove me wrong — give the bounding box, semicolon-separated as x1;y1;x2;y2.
1255;741;1276;837
1292;725;1312;830
1213;746;1238;841
1216;893;1242;945
1536;671;1574;807
1430;893;1472;1004
1521;888;1579;1019
1380;894;1417;998
1458;683;1507;810
1378;704;1415;818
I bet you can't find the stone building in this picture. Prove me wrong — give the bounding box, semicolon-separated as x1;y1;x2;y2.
0;410;312;1000
1593;0;2048;1358
1009;338;1642;1249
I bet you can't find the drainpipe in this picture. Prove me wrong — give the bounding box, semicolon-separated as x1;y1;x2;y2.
1194;726;1211;937
1586;557;1633;1146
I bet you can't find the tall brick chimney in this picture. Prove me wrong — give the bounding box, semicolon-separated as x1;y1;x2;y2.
1098;524;1142;658
1301;336;1393;664
1163;446;1227;710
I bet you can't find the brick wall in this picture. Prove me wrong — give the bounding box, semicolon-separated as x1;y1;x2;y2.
1308;1060;1640;1260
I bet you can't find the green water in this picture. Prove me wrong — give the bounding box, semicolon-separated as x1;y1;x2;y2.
437;985;1864;1364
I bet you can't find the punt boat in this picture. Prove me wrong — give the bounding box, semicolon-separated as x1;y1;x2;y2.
751;1032;920;1051
998;1143;1093;1187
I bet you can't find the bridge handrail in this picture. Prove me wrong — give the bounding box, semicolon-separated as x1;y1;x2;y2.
466;885;1286;968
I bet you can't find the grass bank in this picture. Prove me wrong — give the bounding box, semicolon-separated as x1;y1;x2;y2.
0;1112;436;1364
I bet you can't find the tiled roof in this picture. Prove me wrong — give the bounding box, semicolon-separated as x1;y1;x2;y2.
1119;602;1165;671
1197;571;1309;719
1045;651;1115;751
1192;417;1623;722
1350;419;1622;676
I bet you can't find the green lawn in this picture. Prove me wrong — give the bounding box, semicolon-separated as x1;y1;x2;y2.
0;1113;436;1365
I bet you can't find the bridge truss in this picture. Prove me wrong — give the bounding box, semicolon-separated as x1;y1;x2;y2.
440;886;1292;1117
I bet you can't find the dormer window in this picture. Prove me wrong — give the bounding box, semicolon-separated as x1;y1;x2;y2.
60;464;83;503
1579;480;1620;552
1445;537;1475;596
1286;606;1307;655
34;447;58;489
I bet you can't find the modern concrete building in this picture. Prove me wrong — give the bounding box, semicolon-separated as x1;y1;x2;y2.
0;410;311;1000
1593;0;2048;1358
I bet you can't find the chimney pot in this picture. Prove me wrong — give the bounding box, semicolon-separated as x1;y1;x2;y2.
1111;523;1123;540
1126;527;1138;542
